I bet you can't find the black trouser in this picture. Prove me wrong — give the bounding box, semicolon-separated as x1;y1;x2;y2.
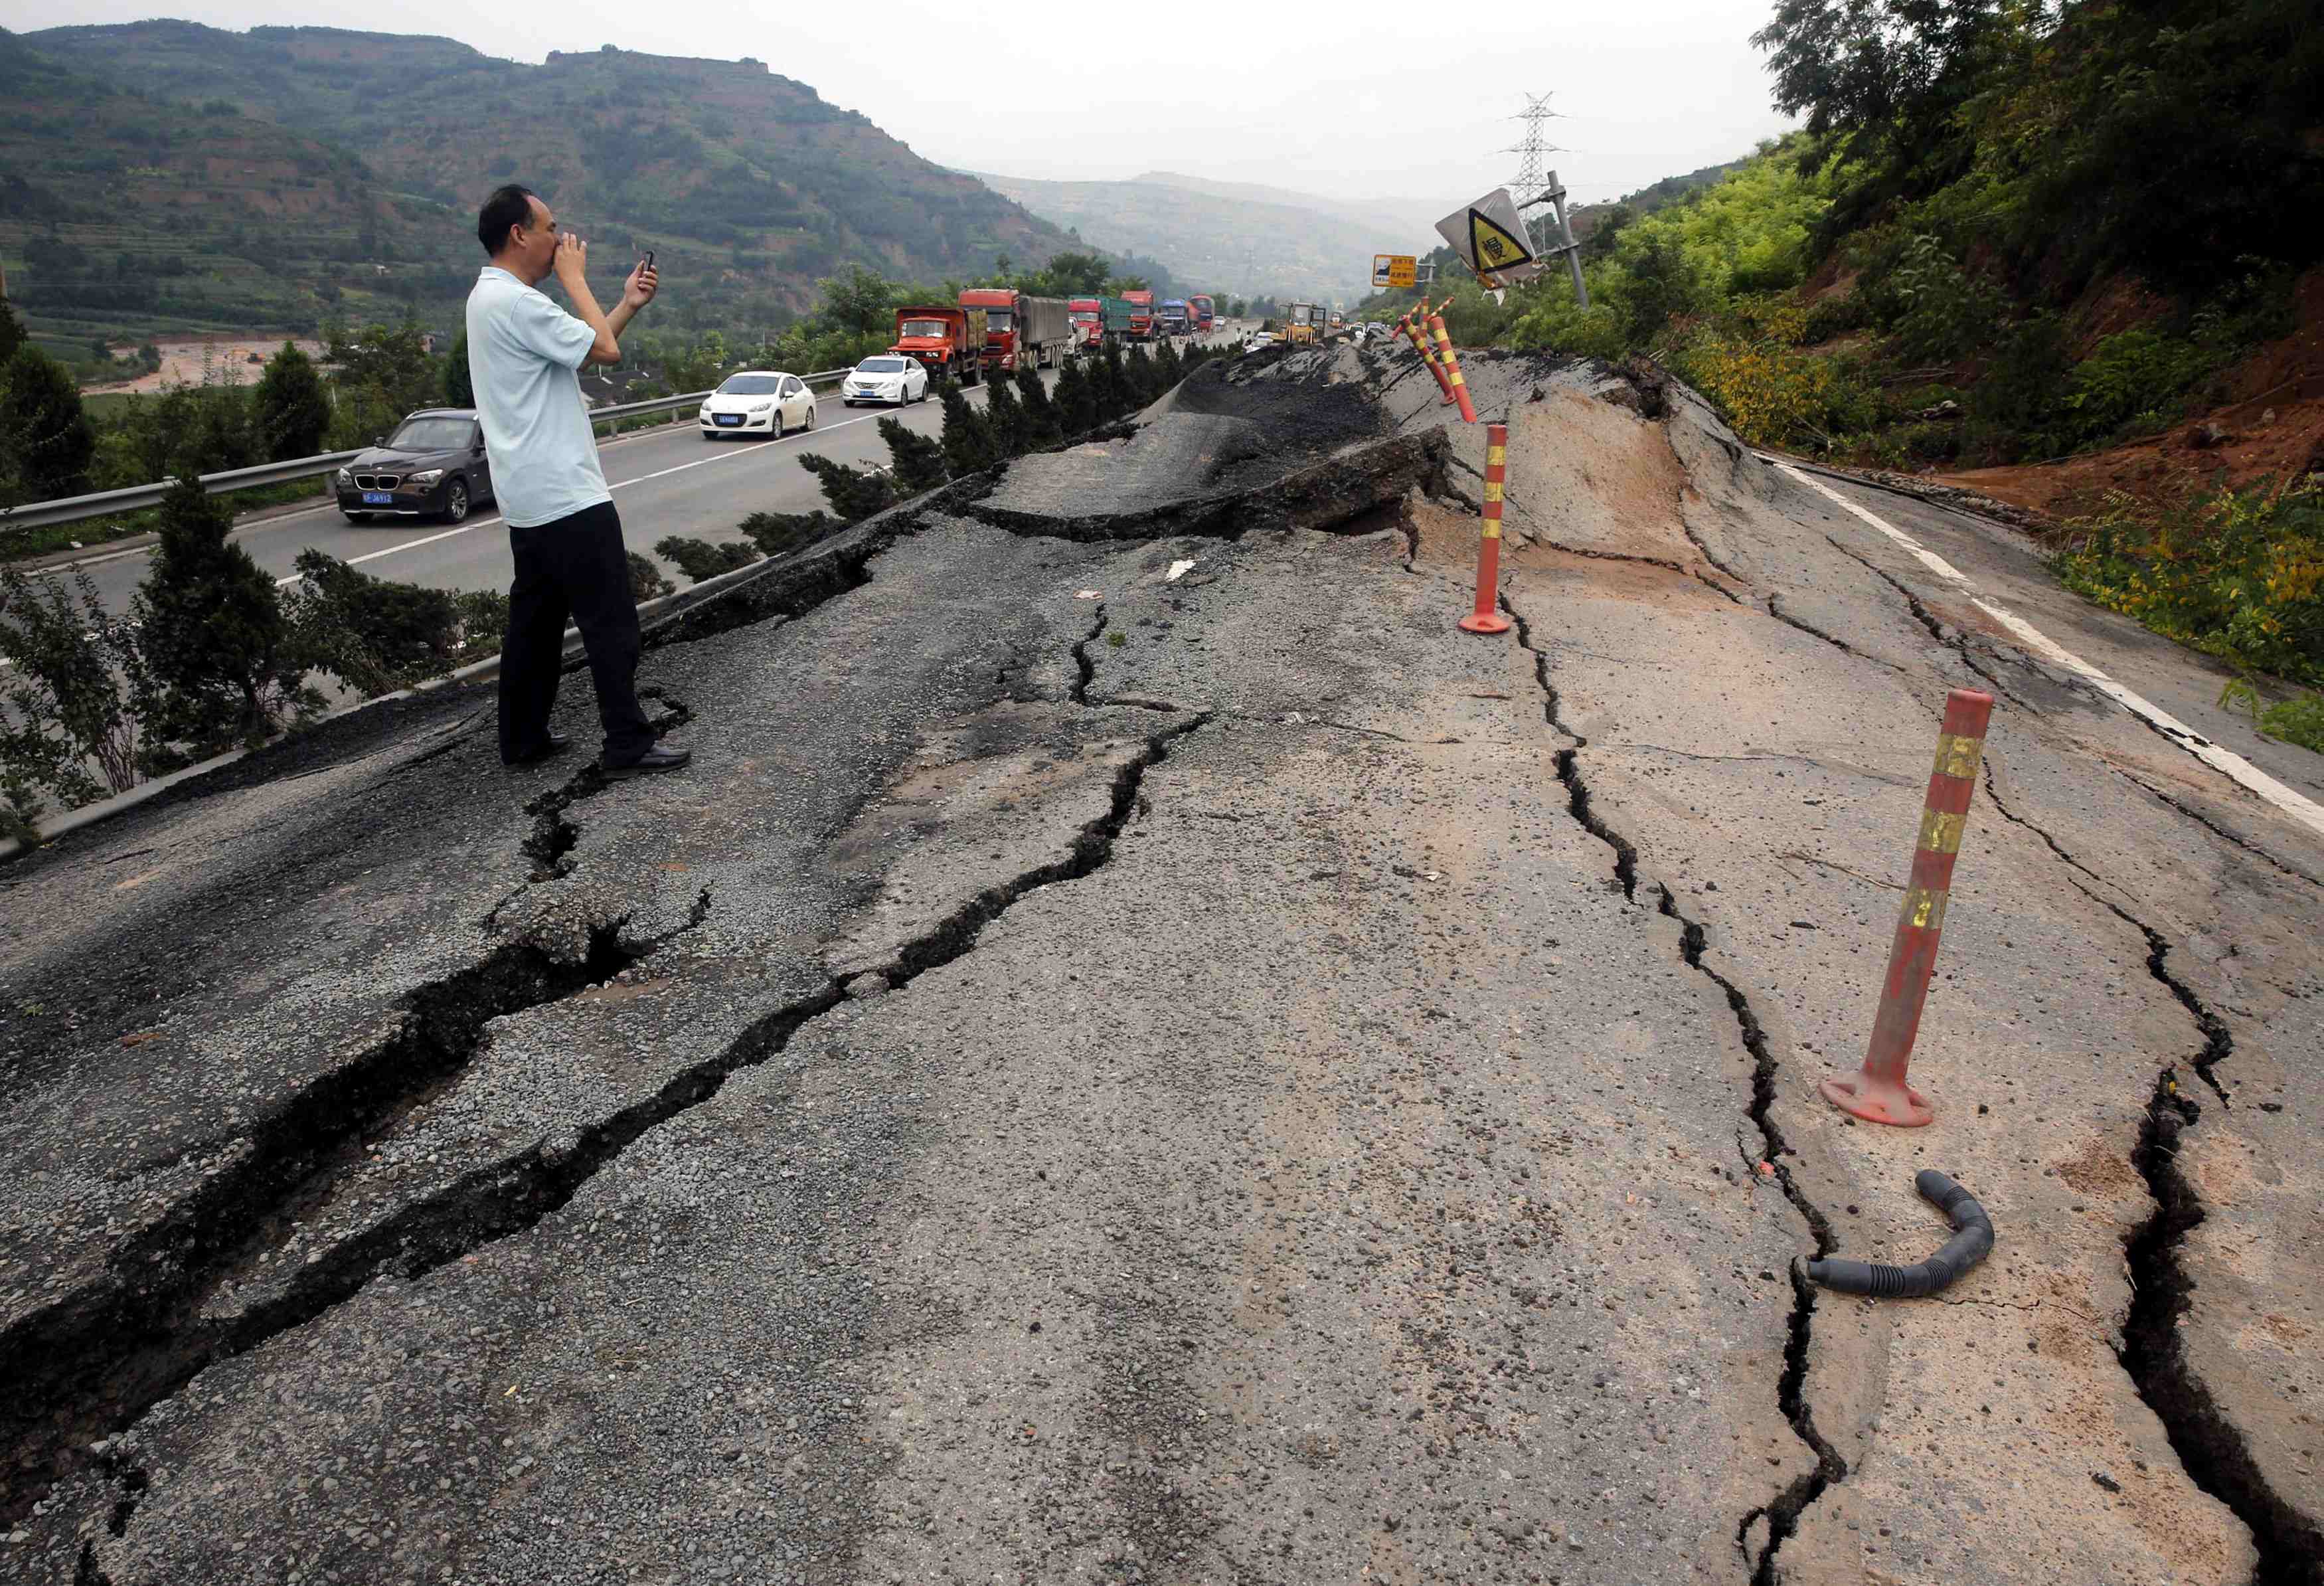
498;501;655;766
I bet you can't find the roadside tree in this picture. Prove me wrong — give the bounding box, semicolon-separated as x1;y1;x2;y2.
739;509;838;559
131;476;314;760
285;549;462;695
1053;358;1096;436
799;453;898;522
442;331;476;408
0;301;25;369
877;416;950;493
0;566;151;833
982;375;1029;458
938;382;997;476
253;342;332;462
0;347;96;503
652;535;760;582
1013;365;1061;448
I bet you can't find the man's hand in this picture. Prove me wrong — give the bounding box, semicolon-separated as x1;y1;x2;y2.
622;259;658;312
552;230;588;289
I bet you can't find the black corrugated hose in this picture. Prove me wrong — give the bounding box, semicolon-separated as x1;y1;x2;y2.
1803;1170;1994;1298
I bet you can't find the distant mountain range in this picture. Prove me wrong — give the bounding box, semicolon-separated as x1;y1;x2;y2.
0;21;1079;346
973;170;1448;306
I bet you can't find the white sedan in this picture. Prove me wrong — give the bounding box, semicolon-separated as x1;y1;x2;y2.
839;355;930;408
699;371;815;440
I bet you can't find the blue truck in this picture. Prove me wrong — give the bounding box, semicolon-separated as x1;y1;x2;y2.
1157;299;1191;336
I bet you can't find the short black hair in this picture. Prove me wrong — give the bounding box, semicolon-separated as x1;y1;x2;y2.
477;185;539;256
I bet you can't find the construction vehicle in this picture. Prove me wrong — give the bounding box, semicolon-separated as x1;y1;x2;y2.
890;304;988;385
1068;296;1134;355
957;288;1073;374
1283;302;1325;346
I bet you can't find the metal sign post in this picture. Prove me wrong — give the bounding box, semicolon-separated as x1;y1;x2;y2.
1518;169;1589;309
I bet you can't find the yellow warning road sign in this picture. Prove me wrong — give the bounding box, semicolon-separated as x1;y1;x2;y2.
1434;187;1545;290
1469;211;1531;272
1372;254;1418;290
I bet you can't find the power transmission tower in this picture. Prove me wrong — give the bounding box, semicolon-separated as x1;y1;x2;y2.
1503;94;1564;206
1499;92;1589;309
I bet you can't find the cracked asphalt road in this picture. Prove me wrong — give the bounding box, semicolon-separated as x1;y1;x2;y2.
2;344;2319;1586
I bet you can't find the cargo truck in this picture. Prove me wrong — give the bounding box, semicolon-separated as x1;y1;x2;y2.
890;304;988;386
1189;295;1216;333
1157;299;1191;337
1068;296;1134;355
1121;290;1156;341
957;288;1074;374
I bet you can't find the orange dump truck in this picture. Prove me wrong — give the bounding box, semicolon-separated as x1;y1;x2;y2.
890;305;989;386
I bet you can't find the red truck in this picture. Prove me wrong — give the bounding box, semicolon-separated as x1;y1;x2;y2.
1121;290;1156;341
1069;297;1135;355
957;289;1074;374
890;304;988;386
1189;294;1216;333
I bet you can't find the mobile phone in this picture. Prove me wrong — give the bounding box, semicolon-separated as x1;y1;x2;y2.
641;250;655;270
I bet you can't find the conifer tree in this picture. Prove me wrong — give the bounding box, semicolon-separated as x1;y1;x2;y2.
878;415;950;493
1013;365;1062;448
938;381;997;476
981;374;1029;458
131;476;309;756
0;347;95;501
1053;357;1096;436
799;452;900;521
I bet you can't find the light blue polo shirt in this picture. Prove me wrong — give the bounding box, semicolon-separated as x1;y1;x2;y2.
464;266;610;528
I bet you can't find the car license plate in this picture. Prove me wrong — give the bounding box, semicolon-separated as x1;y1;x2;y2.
715;414;743;427
361;491;393;505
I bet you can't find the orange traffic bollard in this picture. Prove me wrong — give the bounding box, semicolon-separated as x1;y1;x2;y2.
1428;310;1479;424
1458;423;1513;634
1404;304;1453;398
1821;689;1995;1126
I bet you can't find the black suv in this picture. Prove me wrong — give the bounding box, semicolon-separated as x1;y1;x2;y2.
335;409;495;525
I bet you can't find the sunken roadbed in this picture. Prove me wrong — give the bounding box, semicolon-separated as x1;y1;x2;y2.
3;346;2320;1586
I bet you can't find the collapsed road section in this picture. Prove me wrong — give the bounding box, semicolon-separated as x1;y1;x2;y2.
2;343;2319;1586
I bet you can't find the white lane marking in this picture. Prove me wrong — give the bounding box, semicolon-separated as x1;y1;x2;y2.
1771;459;2324;841
271;409;889;587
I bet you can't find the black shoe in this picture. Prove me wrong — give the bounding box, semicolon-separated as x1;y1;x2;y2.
602;745;692;778
502;731;571;767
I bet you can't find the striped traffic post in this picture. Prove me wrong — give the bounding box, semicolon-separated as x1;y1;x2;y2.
1457;423;1513;634
1405;302;1454;399
1428;309;1479;424
1820;689;1995;1126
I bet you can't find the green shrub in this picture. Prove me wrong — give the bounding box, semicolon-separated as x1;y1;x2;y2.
1801;295;1866;345
798;452;897;522
288;548;461;693
877;416;950;493
652;535;760;583
0;565;149;826
2052;483;2324;685
738;509;837;559
2257;692;2324;753
627;551;673;602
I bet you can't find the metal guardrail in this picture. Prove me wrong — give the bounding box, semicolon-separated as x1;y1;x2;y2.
0;368;857;536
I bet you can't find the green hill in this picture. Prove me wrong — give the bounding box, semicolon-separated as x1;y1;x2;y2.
1;21;1079;348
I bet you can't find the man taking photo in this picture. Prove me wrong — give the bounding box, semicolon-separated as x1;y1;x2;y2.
468;183;689;778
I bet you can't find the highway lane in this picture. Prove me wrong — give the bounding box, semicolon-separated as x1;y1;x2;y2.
48;331;1246;615
58;378;989;616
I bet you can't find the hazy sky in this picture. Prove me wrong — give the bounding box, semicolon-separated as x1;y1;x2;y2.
4;0;1795;205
